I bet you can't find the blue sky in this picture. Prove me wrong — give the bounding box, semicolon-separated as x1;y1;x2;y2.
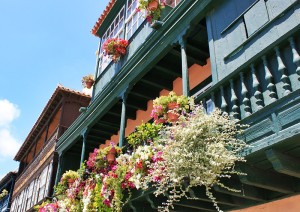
0;0;109;179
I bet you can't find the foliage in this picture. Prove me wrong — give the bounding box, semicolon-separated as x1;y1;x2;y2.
137;0;166;23
126;122;163;148
102;38;129;63
81;74;94;87
0;189;8;200
38;95;246;212
54;170;79;196
143;106;246;211
151;91;194;123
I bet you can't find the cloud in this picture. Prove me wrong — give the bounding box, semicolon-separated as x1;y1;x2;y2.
0;99;20;127
0;129;21;157
0;99;21;158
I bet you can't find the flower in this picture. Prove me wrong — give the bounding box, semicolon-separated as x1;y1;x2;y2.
151;91;194;123
102;38;129;63
37;103;246;212
138;0;166;23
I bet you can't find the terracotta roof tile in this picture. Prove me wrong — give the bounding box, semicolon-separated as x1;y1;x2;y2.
91;0;117;37
14;85;91;161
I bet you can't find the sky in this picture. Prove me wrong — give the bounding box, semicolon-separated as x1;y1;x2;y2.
0;0;110;180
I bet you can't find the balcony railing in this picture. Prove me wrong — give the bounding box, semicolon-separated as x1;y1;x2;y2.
197;32;300;149
93;2;178;97
14;127;59;194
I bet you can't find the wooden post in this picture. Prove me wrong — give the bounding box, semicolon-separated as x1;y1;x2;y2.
180;38;189;96
54;153;63;186
119;93;127;148
92;39;102;100
80;128;88;166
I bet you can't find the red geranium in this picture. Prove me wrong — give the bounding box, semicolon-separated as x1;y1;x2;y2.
102;38;129;63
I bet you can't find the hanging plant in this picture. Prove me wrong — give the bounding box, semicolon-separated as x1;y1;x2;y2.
137;0;166;23
102;38;129;63
81;74;95;89
151;91;194;123
37;103;246;212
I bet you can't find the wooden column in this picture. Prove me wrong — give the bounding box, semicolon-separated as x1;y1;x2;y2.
119;93;127;148
54;153;63;186
179;38;189;96
92;39;102;100
80;128;88;166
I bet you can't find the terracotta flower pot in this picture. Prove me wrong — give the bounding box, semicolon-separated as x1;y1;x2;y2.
85;80;94;89
107;148;117;164
167;102;179;122
67;179;75;187
148;0;159;11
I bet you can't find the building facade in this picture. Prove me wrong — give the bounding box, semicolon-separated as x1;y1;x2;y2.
10;86;90;212
0;172;16;212
55;0;300;211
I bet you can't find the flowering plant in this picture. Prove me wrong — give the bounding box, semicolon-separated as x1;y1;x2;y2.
126;122;163;148
144;106;247;211
137;0;166;23
38;97;246;212
54;170;79;196
0;189;8;200
151;91;194;123
81;74;94;88
102;38;129;63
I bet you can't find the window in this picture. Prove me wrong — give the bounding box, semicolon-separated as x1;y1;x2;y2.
37;165;50;202
99;6;126;74
44;162;53;197
125;0;144;39
25;181;34;210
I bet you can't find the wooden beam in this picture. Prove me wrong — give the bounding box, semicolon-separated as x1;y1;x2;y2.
96;121;120;129
188;186;255;207
238;164;295;194
186;43;210;58
174;201;216;212
126;98;148;111
154;65;181;78
170;49;206;66
213;183;266;202
266;149;300;178
140;78;172;90
129;91;153;101
90;128;117;135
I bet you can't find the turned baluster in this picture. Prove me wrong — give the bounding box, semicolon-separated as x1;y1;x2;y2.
288;37;300;82
240;72;251;117
229;79;239;120
220;85;228;115
250;64;264;110
274;46;292;94
262;55;277;103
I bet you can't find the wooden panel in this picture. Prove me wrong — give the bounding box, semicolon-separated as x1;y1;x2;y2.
244;117;273;143
266;0;294;20
277;102;300;130
244;0;269;36
224;19;247;55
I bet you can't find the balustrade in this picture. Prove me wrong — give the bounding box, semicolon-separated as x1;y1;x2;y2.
199;34;300;145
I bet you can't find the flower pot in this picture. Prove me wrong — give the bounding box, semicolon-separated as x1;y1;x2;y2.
148;0;159;11
85;80;94;89
167;102;179;122
67;179;75;187
107;148;117;164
